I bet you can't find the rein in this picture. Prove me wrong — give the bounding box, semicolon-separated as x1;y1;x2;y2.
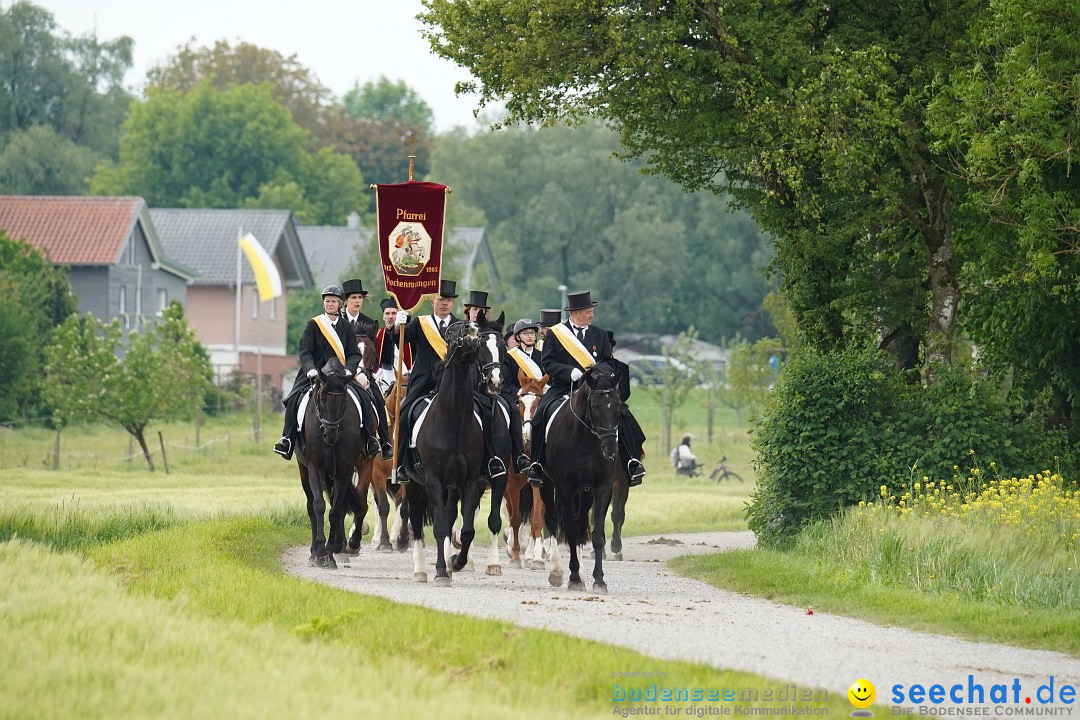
568;378;620;442
315;381;347;445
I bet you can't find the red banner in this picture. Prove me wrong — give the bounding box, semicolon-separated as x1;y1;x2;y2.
374;181;448;312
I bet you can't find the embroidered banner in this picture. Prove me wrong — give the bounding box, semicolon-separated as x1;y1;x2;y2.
374;181;448;312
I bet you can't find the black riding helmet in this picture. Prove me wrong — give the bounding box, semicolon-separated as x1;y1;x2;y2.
513;318;540;340
321;284;344;300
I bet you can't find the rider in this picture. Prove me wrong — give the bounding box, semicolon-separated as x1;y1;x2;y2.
342;278;393;460
608;330;648;483
463;289;530;482
374;297;411;395
274;285;365;460
536;308;561;352
527;290;646;487
393;279;461;482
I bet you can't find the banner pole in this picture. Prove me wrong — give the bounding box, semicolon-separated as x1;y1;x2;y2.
390;318;405;484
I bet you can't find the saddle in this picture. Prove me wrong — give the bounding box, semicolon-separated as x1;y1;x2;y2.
402;392;512;448
296;385;365;434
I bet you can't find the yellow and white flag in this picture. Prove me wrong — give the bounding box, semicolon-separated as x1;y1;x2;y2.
239;232;282;301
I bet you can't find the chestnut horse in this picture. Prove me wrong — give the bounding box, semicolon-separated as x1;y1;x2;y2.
505;371;547;569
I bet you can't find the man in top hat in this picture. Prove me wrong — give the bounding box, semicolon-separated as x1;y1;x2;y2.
527;290;646;486
607;330;647;481
342;278;393;460
393;279;462;482
536;308;562;352
375;297;412;394
274;284;367;460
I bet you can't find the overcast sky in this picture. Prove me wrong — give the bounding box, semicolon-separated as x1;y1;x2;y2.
31;0;490;132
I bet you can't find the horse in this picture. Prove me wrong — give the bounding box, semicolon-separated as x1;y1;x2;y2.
297;356;367;569
363;374;410;553
505;371;548;569
537;362;623;592
342;334;386;555
470;328;513;576
405;321;488;585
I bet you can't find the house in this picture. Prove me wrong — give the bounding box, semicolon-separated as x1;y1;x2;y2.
296;220;499;300
0;195;195;326
150;208;313;393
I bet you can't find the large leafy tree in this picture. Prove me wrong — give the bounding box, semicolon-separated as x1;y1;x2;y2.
0;229;76;422
42;303;211;471
0;1;133;191
431;122;774;340
90;81;364;224
420;0;984;377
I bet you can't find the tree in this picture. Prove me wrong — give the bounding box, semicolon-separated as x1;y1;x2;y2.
0;1;133;158
722;337;785;426
42;303;211;471
421;0;978;377
0;125;100;194
0;228;76;422
146;39;336;144
343;76;434;134
90;81;364;224
634;328;705;456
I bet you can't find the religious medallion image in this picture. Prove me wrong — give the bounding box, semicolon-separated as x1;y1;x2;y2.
388;222;432;276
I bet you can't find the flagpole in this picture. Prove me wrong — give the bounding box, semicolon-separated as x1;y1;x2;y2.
235;227;242;364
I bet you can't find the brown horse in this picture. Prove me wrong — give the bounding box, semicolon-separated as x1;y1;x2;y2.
361;374;409;552
505;371;548;569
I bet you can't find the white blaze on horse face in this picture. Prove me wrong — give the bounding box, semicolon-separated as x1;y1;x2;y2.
483;333;502;386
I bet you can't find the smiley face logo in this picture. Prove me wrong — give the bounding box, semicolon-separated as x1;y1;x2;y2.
848;679;876;715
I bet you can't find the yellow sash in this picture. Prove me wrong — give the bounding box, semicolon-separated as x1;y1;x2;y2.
313;315;347;365
535;337;543;352
549;323;596;369
508;347;543;380
419;315;449;359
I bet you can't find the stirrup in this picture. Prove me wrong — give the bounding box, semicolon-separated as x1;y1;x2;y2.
627;459;645;486
527;462;544;486
488;457;507;481
514;454;531;474
273;436;292;459
380;442;394;461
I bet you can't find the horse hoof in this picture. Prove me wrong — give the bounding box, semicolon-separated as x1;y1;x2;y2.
486;565;502;576
378;543;394;554
612;552;623;562
413;572;428;583
548;571;563;587
361;522;370;536
593;582;608;594
508;559;522;569
530;560;546;570
567;580;586;592
346;543;361;556
434;575;452;587
308;554;316;567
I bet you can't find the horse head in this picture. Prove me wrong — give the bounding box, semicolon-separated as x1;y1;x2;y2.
445;320;481;362
315;357;350;445
477;329;506;397
581;362;622;461
355;334;377;375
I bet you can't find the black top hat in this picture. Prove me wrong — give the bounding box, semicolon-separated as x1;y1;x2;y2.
341;278;369;297
463;290;490;308
539;309;562;327
379;297;398;311
437;280;458;298
564;290;598;311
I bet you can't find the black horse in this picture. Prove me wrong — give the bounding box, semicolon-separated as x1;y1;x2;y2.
406;321;488;585
297;357;366;569
537;362;623;593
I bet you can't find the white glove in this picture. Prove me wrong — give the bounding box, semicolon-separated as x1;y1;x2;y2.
355;373;369;389
570;368;584;382
394;311;408;326
306;368;318;379
344;368;353;377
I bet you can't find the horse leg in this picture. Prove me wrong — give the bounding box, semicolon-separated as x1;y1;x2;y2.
348;463;369;555
504;479;523;568
485;474;506;575
452;481;481;574
565;491;588;591
609;468;629;561
541;479;563;586
406;483;427;582
391;490;409;552
373;470;393;552
299;464;318;566
592;478;613;594
308;469;331;568
529;485;547;569
428;476;451;585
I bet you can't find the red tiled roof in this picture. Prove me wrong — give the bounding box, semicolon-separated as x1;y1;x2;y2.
0;196;144;265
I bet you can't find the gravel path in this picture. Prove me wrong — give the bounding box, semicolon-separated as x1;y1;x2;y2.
282;531;1080;706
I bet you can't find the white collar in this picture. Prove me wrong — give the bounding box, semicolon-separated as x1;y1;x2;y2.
323;314;338;325
345;311;359;322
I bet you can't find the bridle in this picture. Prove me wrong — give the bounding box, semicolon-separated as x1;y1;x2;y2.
314;375;348;445
569;372;621;443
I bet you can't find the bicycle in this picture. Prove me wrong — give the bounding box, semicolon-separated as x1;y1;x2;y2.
709;455;744;484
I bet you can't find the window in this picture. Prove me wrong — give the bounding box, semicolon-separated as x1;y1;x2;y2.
251;287;259;319
269;296;277;320
157;288;168;314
